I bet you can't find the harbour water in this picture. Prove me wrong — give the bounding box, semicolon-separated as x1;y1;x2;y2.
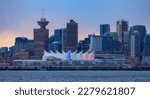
0;71;150;82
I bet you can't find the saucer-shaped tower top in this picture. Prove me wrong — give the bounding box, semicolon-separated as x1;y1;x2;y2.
37;18;49;29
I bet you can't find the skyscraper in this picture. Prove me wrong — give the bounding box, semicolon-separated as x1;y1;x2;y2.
49;42;62;53
100;24;110;36
0;47;9;58
130;25;147;58
123;32;130;55
116;19;129;52
62;28;67;52
33;18;49;58
104;32;120;53
90;35;103;52
14;37;28;54
142;34;150;64
9;46;15;56
54;29;63;42
48;29;63;53
78;35;91;53
102;36;113;53
144;35;150;56
65;19;78;52
130;31;140;58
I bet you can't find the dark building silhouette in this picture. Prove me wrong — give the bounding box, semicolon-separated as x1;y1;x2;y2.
100;24;110;36
123;32;130;52
49;35;55;44
48;29;63;53
49;42;62;53
0;47;8;53
0;47;9;58
27;40;34;51
54;29;63;42
144;35;150;56
9;46;15;56
53;29;63;52
33;18;49;58
64;20;78;52
103;32;120;53
62;28;67;52
14;37;34;59
14;37;28;54
78;35;91;53
116;19;129;52
130;31;141;58
102;36;114;53
130;25;147;58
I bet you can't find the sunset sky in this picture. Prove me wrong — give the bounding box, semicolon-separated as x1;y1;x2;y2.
0;0;150;47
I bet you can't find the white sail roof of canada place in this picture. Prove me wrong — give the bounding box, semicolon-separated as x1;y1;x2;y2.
42;50;95;61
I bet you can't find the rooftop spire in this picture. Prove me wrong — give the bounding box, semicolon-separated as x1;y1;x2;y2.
37;9;49;29
42;9;44;18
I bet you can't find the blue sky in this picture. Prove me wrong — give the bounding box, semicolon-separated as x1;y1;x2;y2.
0;0;150;47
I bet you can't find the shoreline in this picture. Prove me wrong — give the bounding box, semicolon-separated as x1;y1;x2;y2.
0;66;150;71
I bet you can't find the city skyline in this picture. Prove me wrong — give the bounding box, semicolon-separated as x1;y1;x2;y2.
0;0;150;47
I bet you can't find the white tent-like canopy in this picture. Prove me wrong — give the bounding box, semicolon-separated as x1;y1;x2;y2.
42;50;95;61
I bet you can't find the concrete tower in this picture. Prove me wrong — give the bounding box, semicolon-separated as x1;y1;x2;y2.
33;18;49;59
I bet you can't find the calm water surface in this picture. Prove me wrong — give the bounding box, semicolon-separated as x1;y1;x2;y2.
0;71;150;82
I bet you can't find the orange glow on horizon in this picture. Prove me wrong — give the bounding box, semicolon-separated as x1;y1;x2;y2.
1;27;149;48
0;31;91;47
0;31;32;47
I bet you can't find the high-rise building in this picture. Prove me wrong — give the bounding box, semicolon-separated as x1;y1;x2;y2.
62;28;67;52
144;35;150;56
14;37;33;55
27;40;34;50
49;42;62;53
104;32;119;41
100;24;110;36
90;33;121;54
0;47;9;58
104;32;120;53
102;36;113;53
130;25;147;57
130;34;136;58
0;47;8;53
27;40;34;56
54;29;63;42
90;35;103;52
49;35;55;44
49;29;63;52
65;19;78;52
9;46;15;56
130;31;140;58
141;34;150;64
33;18;49;58
78;35;91;53
116;19;129;51
123;32;130;53
48;29;63;53
14;37;28;54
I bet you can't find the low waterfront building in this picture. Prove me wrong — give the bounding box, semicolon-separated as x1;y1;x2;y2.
13;60;49;67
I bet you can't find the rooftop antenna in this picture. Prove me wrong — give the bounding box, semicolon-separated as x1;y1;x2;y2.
42;9;44;18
